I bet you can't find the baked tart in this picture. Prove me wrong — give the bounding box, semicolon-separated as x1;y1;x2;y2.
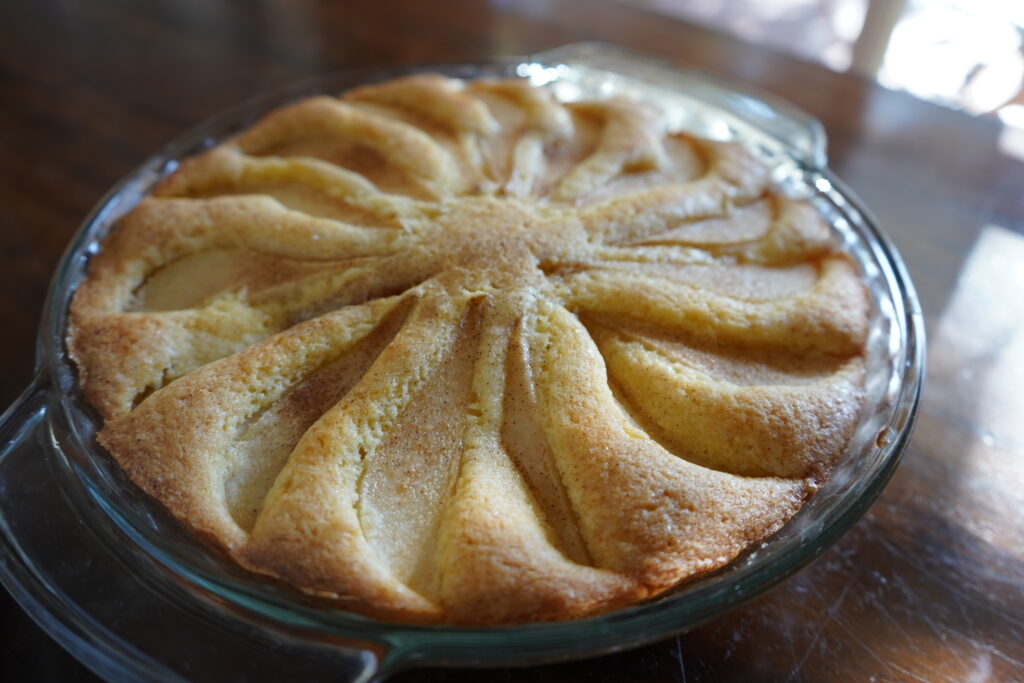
68;74;868;624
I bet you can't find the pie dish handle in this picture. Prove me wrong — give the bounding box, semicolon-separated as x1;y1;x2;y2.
532;42;829;168
0;378;390;682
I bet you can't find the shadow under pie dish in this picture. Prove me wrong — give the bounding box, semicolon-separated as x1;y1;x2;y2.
66;71;876;626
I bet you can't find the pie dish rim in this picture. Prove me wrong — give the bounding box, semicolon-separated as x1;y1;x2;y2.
12;48;923;672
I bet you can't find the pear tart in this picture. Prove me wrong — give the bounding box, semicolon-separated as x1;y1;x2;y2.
68;74;869;624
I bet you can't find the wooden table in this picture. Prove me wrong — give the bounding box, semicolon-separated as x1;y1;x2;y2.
2;1;1021;680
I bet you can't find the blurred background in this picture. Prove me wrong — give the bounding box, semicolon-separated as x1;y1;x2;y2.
625;0;1024;158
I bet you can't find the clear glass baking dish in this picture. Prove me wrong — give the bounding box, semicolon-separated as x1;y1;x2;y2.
0;43;923;682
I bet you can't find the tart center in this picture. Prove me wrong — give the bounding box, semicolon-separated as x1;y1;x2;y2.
425;196;587;289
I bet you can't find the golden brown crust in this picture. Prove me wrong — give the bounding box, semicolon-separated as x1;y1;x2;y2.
68;74;870;624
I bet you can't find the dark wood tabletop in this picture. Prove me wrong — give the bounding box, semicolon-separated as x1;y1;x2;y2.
2;1;1022;681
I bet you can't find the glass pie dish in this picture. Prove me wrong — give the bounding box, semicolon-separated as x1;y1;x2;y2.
0;43;923;681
